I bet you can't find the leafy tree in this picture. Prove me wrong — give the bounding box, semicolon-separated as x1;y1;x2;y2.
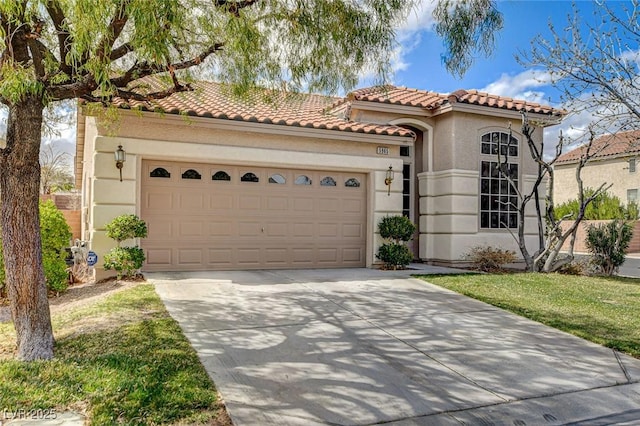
555;190;639;221
519;2;640;134
0;1;501;361
434;0;503;77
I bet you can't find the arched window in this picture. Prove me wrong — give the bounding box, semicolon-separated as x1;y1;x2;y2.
481;131;518;157
182;169;201;180
345;178;360;188
295;175;312;185
269;174;286;184
212;171;231;181
150;167;170;178
320;176;336;186
241;172;259;182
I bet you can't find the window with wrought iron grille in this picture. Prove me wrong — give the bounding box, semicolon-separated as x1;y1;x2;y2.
479;132;519;229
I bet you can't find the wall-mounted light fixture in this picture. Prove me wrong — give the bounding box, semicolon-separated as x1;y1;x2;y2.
384;165;393;196
115;145;126;182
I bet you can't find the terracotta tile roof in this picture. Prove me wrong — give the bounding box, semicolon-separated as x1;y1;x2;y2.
556;130;640;164
111;79;414;138
343;85;564;117
346;85;449;109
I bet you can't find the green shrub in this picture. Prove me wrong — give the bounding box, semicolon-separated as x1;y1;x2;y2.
555;189;639;220
376;215;416;269
377;243;413;270
586;220;633;276
0;200;72;294
103;246;146;279
464;245;517;272
104;214;148;279
378;215;416;243
105;214;148;246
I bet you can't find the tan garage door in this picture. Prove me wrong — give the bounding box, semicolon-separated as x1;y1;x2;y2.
140;160;367;271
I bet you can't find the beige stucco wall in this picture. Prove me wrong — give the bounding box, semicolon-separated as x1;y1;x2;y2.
554;157;639;204
349;105;549;264
81;103;557;274
81;111;409;277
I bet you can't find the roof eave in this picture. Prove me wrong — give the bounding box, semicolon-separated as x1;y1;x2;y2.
348;100;436;117
434;102;563;126
107;108;415;145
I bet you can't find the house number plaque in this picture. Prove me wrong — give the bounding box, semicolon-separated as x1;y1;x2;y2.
377;146;389;155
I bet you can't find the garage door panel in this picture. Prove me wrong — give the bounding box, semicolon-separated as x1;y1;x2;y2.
318;198;339;212
239;195;262;210
343;248;364;263
293;223;314;237
291;248;314;264
238;221;261;236
318;223;338;237
265;248;288;265
142;161;366;270
210;194;234;210
179;221;204;237
178;249;203;265
343;223;364;238
343;199;365;214
147;219;173;238
209;248;233;266
293;198;314;211
209;221;234;237
146;249;172;266
266;223;288;237
237;248;260;265
317;248;338;263
146;192;173;209
267;197;288;211
179;193;205;210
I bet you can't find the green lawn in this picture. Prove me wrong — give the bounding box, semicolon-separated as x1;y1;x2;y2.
0;284;227;425
418;273;640;359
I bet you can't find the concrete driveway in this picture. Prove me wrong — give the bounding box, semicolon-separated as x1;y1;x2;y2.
149;268;640;425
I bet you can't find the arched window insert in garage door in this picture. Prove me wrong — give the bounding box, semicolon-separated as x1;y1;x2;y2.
295;175;312;185
345;178;360;188
150;167;171;178
212;171;231;181
241;172;260;182
320;176;336;186
269;174;286;184
182;169;202;179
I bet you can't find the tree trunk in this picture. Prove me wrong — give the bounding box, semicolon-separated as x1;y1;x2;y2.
0;96;54;361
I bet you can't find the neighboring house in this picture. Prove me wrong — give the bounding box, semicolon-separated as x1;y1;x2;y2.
554;130;640;205
76;81;562;276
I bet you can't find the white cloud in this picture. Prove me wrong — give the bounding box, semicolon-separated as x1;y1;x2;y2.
397;1;438;34
480;69;554;101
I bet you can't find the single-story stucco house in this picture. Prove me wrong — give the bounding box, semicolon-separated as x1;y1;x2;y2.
75;80;563;276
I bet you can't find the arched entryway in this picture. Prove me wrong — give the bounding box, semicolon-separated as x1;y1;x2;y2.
389;119;433;261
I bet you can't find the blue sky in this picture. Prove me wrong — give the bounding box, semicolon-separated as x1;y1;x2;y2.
389;0;630;147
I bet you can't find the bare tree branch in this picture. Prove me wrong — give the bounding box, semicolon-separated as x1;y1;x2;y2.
45;0;73;75
96;0;131;62
109;43;133;61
